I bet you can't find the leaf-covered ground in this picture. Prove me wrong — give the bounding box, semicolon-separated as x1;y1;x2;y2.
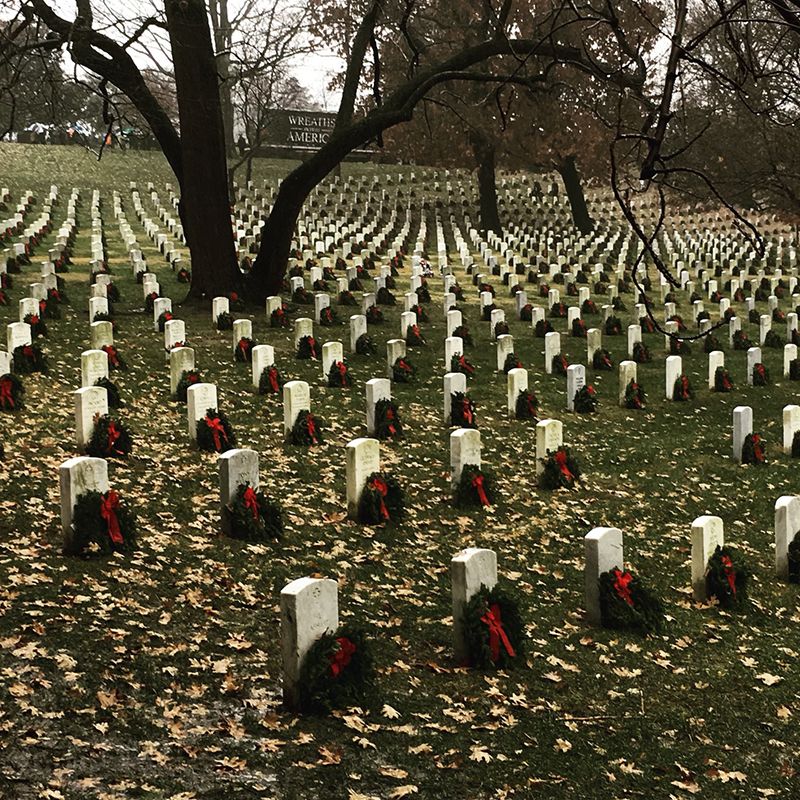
0;144;798;799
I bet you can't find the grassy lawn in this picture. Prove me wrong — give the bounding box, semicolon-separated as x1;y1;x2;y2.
0;143;798;799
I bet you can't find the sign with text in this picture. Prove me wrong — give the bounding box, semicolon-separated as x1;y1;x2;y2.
261;110;371;154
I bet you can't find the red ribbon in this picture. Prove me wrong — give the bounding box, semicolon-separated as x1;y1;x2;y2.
29;315;39;325
457;356;474;374
329;636;356;677
106;420;123;455
23;345;34;358
268;367;279;392
462;399;474;426
205;415;228;451
472;474;490;506
480;603;516;663
238;338;250;356
100;490;123;545
680;376;689;398
721;554;737;596
369;476;390;519
307;337;318;358
242;486;260;520
0;377;14;409
337;361;348;384
613;568;634;606
306;413;319;444
104;346;119;367
752;434;765;463
554;449;574;481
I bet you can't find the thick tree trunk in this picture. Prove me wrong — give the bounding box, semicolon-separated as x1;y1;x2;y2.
166;0;239;300
469;129;501;234
557;155;593;234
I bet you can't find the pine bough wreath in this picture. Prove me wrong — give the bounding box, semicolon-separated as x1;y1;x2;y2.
787;531;800;583
270;306;289;328
319;306;339;326
157;311;174;332
258;364;284;394
366;305;384;324
454;463;495;508
539;446;581;489
393;357;416;383
216;311;233;330
503;352;522;373
196;409;237;453
790;359;800;381
592;348;613;370
450;391;477;428
297;625;374;713
289;409;324;446
406;324;426;346
86;414;133;459
327;360;351;388
224;482;283;541
534;319;553;338
24;313;47;338
176;370;201;402
95;377;123;408
752;362;770;386
357;472;404;524
296;335;320;360
705;545;750;609
66;489;137;556
714;366;734;392
670;337;691;355
733;330;752;350
450;354;475;376
624;379;646;409
604;315;623;335
374;398;403;439
704;334;722;353
598;568;665;635
462;584;524;669
0;373;24;411
102;345;127;371
673;374;693;401
13;343;48;374
234;337;255;362
515;389;539;420
573;384;598;413
632;342;652;363
551;353;569;376
741;433;766;464
355;334;376;355
452;324;473;346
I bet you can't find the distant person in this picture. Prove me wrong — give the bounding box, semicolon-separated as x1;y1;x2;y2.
237;135;247;156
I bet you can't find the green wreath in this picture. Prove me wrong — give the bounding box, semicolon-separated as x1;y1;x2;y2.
503;352;522;373
327;360;351;388
598;568;664;635
292;287;313;305
572;318;587;338
392;357;416;383
752;363;770;386
157;311;174;332
13;343;48;374
338;290;357;306
624;379;646;410
224;482;283;541
144;292;159;313
765;330;784;351
416;284;431;303
86;414;133;459
574;384;598;413
552;353;569;376
481;303;497;321
366;305;384;324
102;345;127;371
534;319;553;338
705;545;750;609
258;365;284;394
297;624;374;714
670;337;691;355
494;321;510;338
787;531;800;583
450;354;475;376
319;306;339;326
176;370;201;402
592;349;613;370
790;359;800;381
672;374;693;401
714;366;734;392
515;389;538;420
0;373;24;411
376;287;396;305
355;334;376;355
357;472;405;524
216;311;233;330
23;313;47;338
375;398;403;439
539;446;581;489
234;337;255;362
604;315;622;335
289;409;324;446
732;330;751;350
450;391;477;428
581;299;599;315
196;409;237;453
454;463;495;508
296;335;320;360
66;489;137;556
409;304;429;323
270;306;289;328
95;377;122;408
741;433;766;464
703;335;722;353
406;324;426;346
462;584;525;670
632;342;651;363
453;324;473;346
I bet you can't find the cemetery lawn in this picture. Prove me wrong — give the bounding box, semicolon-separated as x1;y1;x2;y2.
1;143;799;799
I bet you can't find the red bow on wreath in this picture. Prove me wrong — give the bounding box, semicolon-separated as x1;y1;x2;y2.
267;367;279;392
480;603;516;663
39;300;46;314
100;489;124;545
329;636;356;677
205;415;228;451
756;364;765;380
29;314;39;325
306;413;319;444
104;346;119;367
679;376;690;398
23;345;34;358
721;373;732;390
238;338;250;355
106;420;124;455
337;361;348;384
457;356;474;374
397;358;411;372
462;399;474;426
752;434;765;463
721;554;737;596
554;449;574;482
471;473;490;506
613;568;634;606
308;337;318;358
242;486;260;520
368;476;390;519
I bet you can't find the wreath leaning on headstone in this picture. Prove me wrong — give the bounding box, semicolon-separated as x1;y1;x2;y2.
624;379;646;410
327;360;351;388
454;463;495;508
234;337;255;362
23;313;47;338
270;306;289;328
462;583;525;670
289;409;324;446
705;545;750;609
450;391;477;428
13;343;48;374
752;362;770;386
86;414;133;459
539;445;581;489
358;472;405;524
741;433;766;464
366;305;384;324
95;377;123;408
393;357;416;383
176;370;201;402
515;389;539;421
714;366;734;392
196;409;237;453
552;353;569;376
672;374;693;401
296;335;320;360
598;567;664;635
355;334;376;355
102;345;127;371
258;364;284;394
787;531;800;583
450;354;475;376
503;352;522;373
374;398;403;439
66;489;137;556
297;624;374;714
0;373;24;411
592;348;613;371
224;482;283;541
216;311;233;330
573;384;598;413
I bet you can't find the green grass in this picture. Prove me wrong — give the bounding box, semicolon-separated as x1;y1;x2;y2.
0;143;798;799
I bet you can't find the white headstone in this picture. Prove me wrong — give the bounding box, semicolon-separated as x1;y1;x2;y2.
746;346;762;385
90;321;114;350
73;386;109;448
349;314;367;352
187;382;218;439
775;496;800;579
450;547;497;663
584;527;623;625
365;378;392;435
283;380;311;434
535;418;563;476
665;355;682;400
251;344;275;388
345;437;380;517
586;328;601;364
784;344;797;377
80;349;109;389
450;428;481;487
708;350;725;389
566;364;586;412
626;324;642;358
544;331;561;374
59;456;109;549
618;360;637;406
732;406;752;461
386;339;406;379
322;341;344;377
294;318;313;349
212;296;230;322
507;367;528;418
443;372;467;423
496;334;514;372
783;405;800;453
691;515;724;601
6;322;32;354
170;346;196;395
